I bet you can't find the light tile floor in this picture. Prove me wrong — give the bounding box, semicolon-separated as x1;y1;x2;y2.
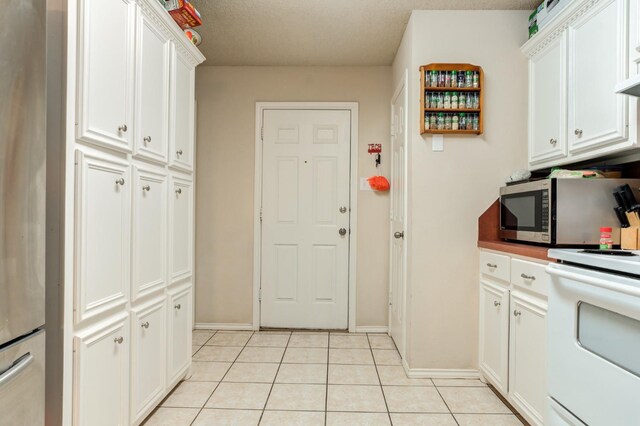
144;330;524;426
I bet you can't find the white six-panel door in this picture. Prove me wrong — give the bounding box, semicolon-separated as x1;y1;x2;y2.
260;109;351;329
389;77;408;357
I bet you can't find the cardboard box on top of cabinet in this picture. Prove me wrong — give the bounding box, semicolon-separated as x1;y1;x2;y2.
537;0;571;28
165;0;202;29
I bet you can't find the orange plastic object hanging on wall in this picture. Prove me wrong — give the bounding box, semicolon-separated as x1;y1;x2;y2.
367;176;390;191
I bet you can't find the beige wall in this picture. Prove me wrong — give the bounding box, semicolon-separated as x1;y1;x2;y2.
195;66;392;328
392;10;530;369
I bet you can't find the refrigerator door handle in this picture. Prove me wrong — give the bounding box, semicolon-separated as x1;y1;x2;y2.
0;353;33;387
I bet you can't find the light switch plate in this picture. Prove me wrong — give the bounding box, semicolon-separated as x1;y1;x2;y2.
360;177;372;191
432;134;444;152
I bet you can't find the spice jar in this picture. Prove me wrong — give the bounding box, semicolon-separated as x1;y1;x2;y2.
472;114;479;131
451;92;458;109
445;72;451;88
466;114;473;130
443;92;451;109
444;113;452;130
429;113;437;129
438;71;446;87
472;93;480;109
466;93;473;109
457;71;465;88
459;113;467;129
465;71;473;88
458;93;466;109
430;71;438;87
452;114;459;130
473;71;479;88
451;71;457;87
436;113;445;130
599;227;613;249
424;113;430;130
437;93;444;109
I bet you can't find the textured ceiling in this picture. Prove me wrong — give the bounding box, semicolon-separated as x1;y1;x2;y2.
189;0;538;66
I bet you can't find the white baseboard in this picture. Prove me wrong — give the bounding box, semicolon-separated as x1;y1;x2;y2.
402;358;480;379
355;326;389;334
194;323;254;331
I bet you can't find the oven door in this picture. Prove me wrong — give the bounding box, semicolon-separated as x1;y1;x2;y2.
499;181;551;244
546;263;640;426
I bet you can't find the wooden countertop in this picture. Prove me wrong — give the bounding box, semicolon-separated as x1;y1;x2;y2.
477;200;555;262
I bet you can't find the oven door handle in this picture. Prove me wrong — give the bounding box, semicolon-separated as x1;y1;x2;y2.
546;265;640;298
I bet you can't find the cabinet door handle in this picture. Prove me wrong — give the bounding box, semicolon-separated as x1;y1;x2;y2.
494;301;501;307
176;149;183;157
513;310;521;317
118;124;128;133
141;322;150;329
486;263;497;268
114;336;124;344
574;129;583;137
143;136;152;143
549;138;557;145
115;178;125;186
142;185;151;192
174;304;181;310
175;188;182;195
520;273;536;281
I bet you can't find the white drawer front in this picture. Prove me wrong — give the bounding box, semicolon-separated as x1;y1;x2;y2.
480;251;510;282
511;259;549;298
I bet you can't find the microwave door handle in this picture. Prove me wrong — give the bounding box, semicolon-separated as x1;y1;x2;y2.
0;352;33;387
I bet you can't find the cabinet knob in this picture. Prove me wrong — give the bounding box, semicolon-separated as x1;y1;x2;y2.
494;300;501;307
141;321;150;329
486;263;497;269
574;129;583;138
549;138;557;145
115;178;125;186
142;185;151;192
114;336;124;344
513;310;521;317
175;188;182;195
174;304;181;310
176;149;183;157
118;124;128;133
520;273;536;281
143;136;152;143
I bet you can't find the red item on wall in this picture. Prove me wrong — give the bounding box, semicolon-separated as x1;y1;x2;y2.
168;0;202;29
367;176;390;191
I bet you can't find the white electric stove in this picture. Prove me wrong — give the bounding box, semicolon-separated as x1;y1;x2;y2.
546;249;640;426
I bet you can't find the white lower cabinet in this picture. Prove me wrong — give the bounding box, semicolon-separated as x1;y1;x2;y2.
509;291;548;426
167;286;192;386
74;315;130;426
479;251;548;426
131;299;167;425
479;280;509;394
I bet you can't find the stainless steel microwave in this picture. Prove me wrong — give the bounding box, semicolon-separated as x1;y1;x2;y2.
499;178;640;245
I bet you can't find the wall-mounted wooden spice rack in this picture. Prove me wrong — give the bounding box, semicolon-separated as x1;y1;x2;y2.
420;63;484;135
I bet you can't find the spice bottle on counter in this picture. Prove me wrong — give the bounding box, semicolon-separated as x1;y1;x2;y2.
599;227;613;249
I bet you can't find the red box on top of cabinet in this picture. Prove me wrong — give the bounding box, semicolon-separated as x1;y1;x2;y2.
166;0;202;29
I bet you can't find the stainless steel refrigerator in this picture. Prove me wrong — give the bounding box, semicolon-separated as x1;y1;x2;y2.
0;0;47;424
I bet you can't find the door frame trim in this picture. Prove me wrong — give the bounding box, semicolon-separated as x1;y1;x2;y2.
389;71;409;359
253;102;359;332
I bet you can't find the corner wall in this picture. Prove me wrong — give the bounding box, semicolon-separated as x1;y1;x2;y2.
195;66;392;329
393;10;530;370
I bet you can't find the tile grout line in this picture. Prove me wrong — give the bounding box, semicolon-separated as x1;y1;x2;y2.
366;333;393;426
257;332;292;425
433;384;460;426
324;333;331;426
188;330;255;426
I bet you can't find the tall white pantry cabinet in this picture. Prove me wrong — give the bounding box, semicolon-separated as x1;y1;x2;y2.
62;0;205;425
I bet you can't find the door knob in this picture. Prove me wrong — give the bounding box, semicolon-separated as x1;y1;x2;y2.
114;336;124;344
143;136;152;143
176;149;183;157
141;321;150;329
175;188;182;195
574;129;583;137
339;206;347;214
118;124;128;133
115;178;125;186
394;231;404;239
513;310;522;317
142;185;151;192
174;304;181;310
549;138;557;145
339;228;347;236
494;301;501;307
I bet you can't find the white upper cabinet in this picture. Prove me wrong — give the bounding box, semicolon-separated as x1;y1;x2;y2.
523;0;634;170
568;0;628;153
77;0;136;152
169;175;193;284
169;49;196;172
132;166;167;301
528;36;567;166
75;151;131;324
135;8;170;164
